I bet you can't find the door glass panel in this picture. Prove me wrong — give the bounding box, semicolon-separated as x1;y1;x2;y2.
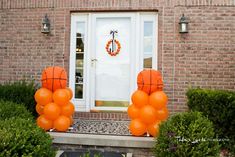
144;22;153;36
75;22;85;99
144;37;153;52
143;21;153;69
94;18;131;107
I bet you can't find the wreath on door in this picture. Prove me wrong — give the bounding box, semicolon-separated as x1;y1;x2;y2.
105;30;121;56
105;39;121;56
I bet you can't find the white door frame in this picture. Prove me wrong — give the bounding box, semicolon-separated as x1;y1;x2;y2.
69;12;158;112
69;14;89;111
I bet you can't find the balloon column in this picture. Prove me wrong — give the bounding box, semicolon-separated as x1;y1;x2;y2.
35;66;75;132
128;69;169;137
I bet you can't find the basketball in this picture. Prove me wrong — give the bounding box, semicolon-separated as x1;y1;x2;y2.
41;66;67;92
137;69;163;95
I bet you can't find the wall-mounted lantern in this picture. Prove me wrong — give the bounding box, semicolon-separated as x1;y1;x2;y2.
179;14;188;33
41;14;50;34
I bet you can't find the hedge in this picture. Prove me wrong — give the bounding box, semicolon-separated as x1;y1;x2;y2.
0;100;33;121
0;81;37;117
186;88;235;155
0;118;56;157
154;111;220;157
0;100;55;157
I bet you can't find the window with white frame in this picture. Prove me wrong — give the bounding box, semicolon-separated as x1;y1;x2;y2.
140;14;157;69
75;21;85;99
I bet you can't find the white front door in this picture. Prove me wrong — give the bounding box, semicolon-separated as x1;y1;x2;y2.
90;14;136;111
70;13;157;112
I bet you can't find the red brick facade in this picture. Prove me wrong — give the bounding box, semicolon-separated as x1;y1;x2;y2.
0;0;234;116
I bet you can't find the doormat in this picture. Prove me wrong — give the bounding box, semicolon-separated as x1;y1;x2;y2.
60;150;127;157
68;119;131;136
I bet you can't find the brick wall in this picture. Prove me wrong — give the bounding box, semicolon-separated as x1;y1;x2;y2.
0;0;234;116
159;5;235;113
74;112;129;120
0;8;68;82
0;0;235;9
172;6;235;112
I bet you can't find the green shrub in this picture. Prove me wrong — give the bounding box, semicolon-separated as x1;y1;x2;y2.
154;111;220;157
0;81;37;117
186;88;235;154
0;118;56;157
0;100;33;120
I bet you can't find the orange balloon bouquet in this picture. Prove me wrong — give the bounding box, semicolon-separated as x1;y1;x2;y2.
35;66;75;132
128;69;169;137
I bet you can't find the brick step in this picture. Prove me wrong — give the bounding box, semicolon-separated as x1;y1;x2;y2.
74;112;130;121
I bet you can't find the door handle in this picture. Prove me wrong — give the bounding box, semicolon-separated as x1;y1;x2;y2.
91;59;97;61
91;59;97;67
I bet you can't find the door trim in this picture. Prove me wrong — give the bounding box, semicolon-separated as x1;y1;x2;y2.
69;12;158;112
69;14;89;111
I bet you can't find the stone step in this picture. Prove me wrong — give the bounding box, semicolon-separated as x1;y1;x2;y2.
49;132;155;148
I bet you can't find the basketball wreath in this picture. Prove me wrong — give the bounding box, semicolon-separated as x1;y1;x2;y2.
105;39;121;56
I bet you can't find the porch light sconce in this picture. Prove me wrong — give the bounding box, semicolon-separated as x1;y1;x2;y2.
179;14;188;33
41;14;50;34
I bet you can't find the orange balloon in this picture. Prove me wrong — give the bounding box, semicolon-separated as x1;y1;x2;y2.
34;88;53;106
61;102;75;117
41;66;67;92
137;69;163;94
53;89;70;106
127;104;140;119
36;103;44;115
37;115;53;131
147;121;161;137
156;108;169;121
65;87;73;100
53;115;70;132
131;90;149;108
44;103;61;120
140;105;157;124
129;119;147;136
149;91;168;110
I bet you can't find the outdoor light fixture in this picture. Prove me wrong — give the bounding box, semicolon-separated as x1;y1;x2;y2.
179;14;188;33
41;14;50;34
